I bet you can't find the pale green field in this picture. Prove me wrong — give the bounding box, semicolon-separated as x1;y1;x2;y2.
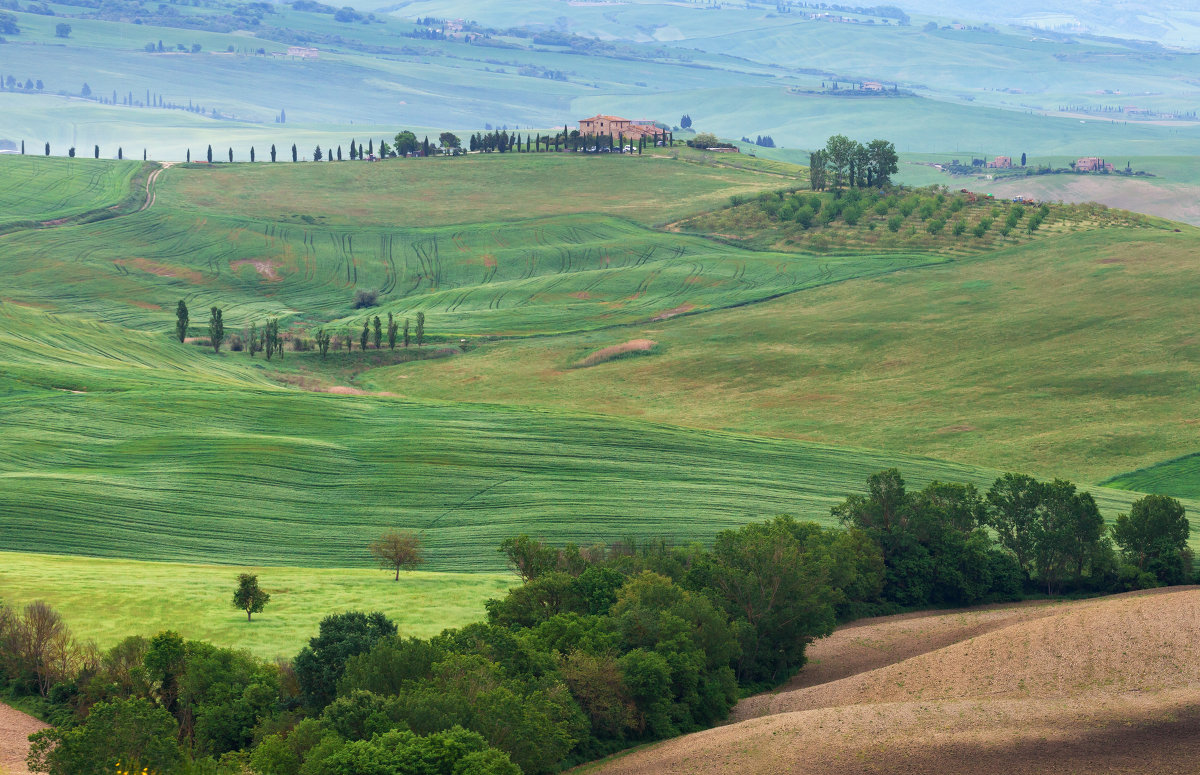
0;552;512;658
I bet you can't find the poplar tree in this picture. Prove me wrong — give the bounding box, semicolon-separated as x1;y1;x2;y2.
415;311;425;348
372;316;382;349
387;312;397;350
360;320;369;351
317;328;331;359
403;318;410;348
175;300;189;343
208;307;225;353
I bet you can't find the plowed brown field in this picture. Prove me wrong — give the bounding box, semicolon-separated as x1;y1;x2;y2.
0;703;46;775
587;588;1200;775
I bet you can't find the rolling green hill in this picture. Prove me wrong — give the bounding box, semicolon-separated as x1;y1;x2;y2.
0;154;146;229
3;152;1199;646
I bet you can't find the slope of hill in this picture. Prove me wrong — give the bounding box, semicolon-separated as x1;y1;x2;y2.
587;588;1200;775
0;155;147;230
370;225;1200;482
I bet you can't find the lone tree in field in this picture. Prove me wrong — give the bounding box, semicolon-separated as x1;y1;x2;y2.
228;147;233;163
175;300;189;343
250;147;256;163
94;144;99;159
232;573;270;621
208;307;225;353
45;142;50;156
370;531;423;580
270;144;277;162
291;143;297;162
207;145;213;163
415;311;425;348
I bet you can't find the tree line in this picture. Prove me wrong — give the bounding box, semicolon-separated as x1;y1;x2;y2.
176;301;427;359
6;468;1190;775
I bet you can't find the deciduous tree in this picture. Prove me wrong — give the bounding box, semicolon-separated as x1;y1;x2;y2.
1113;494;1190;584
370;530;423;580
415;311;425;347
232;573;270;621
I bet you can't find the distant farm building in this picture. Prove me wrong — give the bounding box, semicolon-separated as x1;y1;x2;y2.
578;115;660;139
987;156;1013;169
1075;156;1115;173
861;81;885;91
287;46;319;59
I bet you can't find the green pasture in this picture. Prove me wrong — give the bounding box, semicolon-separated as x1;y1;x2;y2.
369;226;1200;484
1105;455;1200;501
0;154;144;228
0;552;511;658
0;376;1043;570
155;152;798;227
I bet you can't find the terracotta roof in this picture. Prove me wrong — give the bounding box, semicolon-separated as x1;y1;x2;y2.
581;115;630;122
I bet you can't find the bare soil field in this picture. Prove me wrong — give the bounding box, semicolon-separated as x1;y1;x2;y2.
589;588;1200;775
988;176;1200;226
0;703;46;775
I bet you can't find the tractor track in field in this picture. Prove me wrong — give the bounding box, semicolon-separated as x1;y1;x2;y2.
0;161;170;240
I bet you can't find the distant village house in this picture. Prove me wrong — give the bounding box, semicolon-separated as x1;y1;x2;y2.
287;46;319;59
987;155;1013;169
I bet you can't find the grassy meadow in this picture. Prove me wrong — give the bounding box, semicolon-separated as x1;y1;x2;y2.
0;552;512;658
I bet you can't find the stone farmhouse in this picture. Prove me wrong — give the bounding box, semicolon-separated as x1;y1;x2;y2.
1075;156;1115;173
578;115;660;139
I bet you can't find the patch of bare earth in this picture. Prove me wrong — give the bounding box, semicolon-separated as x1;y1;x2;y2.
114;258;204;283
575;339;656;368
230;259;282;281
650;304;695;321
589;588;1200;775
0;702;47;775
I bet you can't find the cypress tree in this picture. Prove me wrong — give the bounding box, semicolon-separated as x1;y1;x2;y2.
20;140;24;155
387;312;397;350
118;147;123;160
208;307;225;353
368;139;373;156
415;311;425;348
228;147;233;163
360;320;369;351
45;142;50;156
292;144;297;162
350;139;357;160
187;149;191;163
373;316;382;349
94;144;99;159
175;300;189;343
143;149;147;161
403;318;410;348
271;144;276;162
337;146;342;161
250;147;256;163
207;145;213;163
